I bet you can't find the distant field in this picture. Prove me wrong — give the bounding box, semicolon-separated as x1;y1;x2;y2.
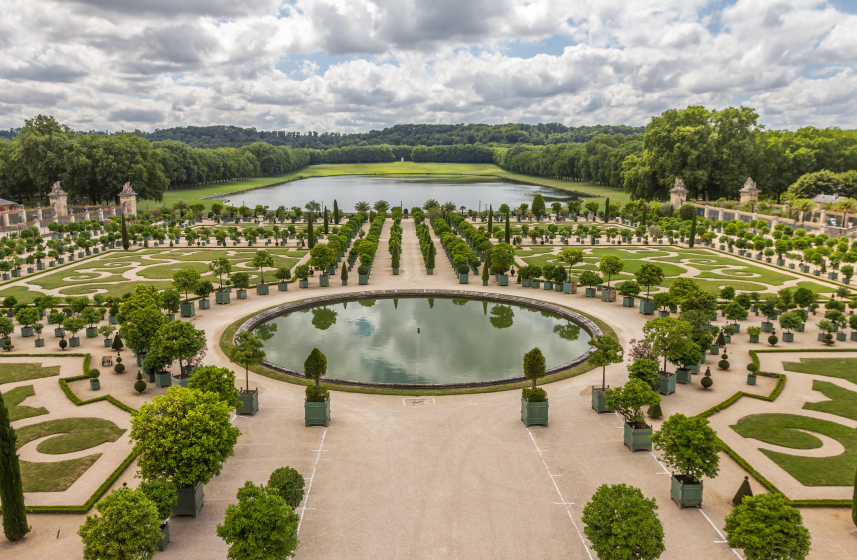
158;163;627;210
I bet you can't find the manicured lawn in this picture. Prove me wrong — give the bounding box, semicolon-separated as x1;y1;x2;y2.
803;381;857;421
0;363;61;385
21;455;101;493
60;280;174;298
0;285;47;306
2;385;49;422
670;279;769;294
731;413;857;486
158;163;626;210
795;281;836;295
783;357;857;384
16;417;125;455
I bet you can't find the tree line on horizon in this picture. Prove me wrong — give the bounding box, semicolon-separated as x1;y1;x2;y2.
1;109;856;206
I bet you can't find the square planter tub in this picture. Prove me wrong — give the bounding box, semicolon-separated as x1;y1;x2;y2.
624;423;653;452
305;397;331;427
521;397;549;427
670;475;703;509
659;372;677;396
237;389;259;415
173;482;204;517
591;386;613;413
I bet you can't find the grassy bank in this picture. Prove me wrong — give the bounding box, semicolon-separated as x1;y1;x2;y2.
158;163;627;210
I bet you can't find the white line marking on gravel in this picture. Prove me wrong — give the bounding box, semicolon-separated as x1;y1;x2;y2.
527;428;593;560
297;429;327;536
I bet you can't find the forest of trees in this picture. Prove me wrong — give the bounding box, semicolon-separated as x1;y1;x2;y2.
1;110;855;206
136;123;644;149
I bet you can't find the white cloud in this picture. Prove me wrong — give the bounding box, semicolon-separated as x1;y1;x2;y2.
0;0;854;132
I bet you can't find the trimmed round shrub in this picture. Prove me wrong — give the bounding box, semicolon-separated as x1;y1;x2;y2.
746;363;758;373
134;371;146;393
768;335;779;346
701;369;713;389
89;368;100;379
357;266;368;275
59;339;67;350
267;467;306;510
457;264;469;275
114;362;125;373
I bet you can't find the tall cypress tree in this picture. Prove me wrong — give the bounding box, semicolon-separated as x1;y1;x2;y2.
641;201;647;229
487;205;493;237
323;207;329;235
333;200;340;224
306;213;315;249
689;211;698;248
0;391;29;541
504;212;511;244
604;197;610;223
121;215;130;250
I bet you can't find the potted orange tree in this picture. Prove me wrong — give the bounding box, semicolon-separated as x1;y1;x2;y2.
304;348;330;427
651;413;722;508
606;379;661;451
521;347;548;427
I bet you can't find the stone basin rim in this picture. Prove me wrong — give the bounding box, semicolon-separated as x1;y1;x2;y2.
235;288;603;389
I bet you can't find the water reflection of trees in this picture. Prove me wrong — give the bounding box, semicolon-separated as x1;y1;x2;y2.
311;307;338;330
489;305;514;329
255;322;279;341
359;299;377;308
553;322;581;341
452;299;468;306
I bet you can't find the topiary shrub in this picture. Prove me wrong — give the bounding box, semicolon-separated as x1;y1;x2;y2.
701;367;713;389
114;362;125;373
267;467;305;510
3;340;13;352
457;264;469;275
357;265;368;275
306;385;329;402
647;402;663;418
134;371;146;393
768;335;779;346
59;339;67;350
89;368;100;379
718;352;730;370
522;387;547;402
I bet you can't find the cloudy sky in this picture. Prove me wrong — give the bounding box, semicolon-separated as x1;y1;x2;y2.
1;0;855;133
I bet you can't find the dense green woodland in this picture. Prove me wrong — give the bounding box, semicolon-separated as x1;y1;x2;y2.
0;109;855;206
135;123;644;149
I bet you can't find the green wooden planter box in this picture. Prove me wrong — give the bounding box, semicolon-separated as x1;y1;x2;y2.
172;375;189;388
305;398;330;427
89;379;100;390
199;298;210;310
544;281;553;290
237;289;248;299
300;278;311;288
497;274;509;286
659;373;677;395
584;287;596;298
278;282;289;291
622;296;635;307
623;423;652;452
531;280;540;288
155;371;171;387
710;344;719;355
173;482;204;517
521;397;549;427
20;326;33;337
591;386;613;413
761;322;773;333
180;302;195;317
658;310;670;318
254;283;268;295
85;327;98;338
358;275;368;285
319;275;329;287
69;337;81;347
35;339;45;347
782;332;794;342
837;331;847;341
670;475;703;508
459;273;469;284
104;338;113;347
747;375;757;386
676;368;692;384
237;389;259;415
522;279;531;287
216;291;231;304
749;334;759;343
639;299;654;315
156;522;171;551
426;268;433;275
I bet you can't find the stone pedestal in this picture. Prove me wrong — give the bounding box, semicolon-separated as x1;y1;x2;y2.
48;181;69;218
670;178;688;208
739;178;760;205
119;183;137;216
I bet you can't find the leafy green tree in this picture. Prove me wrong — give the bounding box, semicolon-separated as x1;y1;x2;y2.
229;331;266;392
523;347;546;390
557;248;583;278
0;390;29;540
15;306;39;329
188;366;240;409
634;263;664;298
531;194;546;219
582;483;665;560
138;479;177;525
216;481;299;560
628;358;660;391
578;270;602;287
642;317;693;372
724;493;811;560
172;268;200;302
209;257;233;291
598;255;625;288
606;379;661;427
308;243;335;273
651;413;721;483
787;170;840;199
589;334;625;391
230;272;251;290
77;486;161;560
130;388;240;488
267;467;305;510
490;243;514;274
304;347;328;388
150;321;205;374
251;250;275;284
